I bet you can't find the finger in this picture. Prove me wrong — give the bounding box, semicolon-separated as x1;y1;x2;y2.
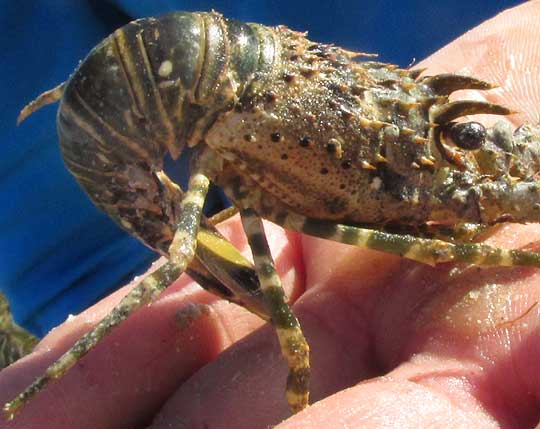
149;242;403;428
149;296;380;429
277;378;498;429
370;223;540;426
279;221;540;428
0;217;304;429
0;275;242;429
150;224;540;429
300;235;403;295
278;232;540;428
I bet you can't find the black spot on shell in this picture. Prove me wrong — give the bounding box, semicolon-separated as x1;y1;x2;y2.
320;167;329;175
283;73;295;83
326;142;337;153
281;153;289;160
271;132;282;142
329;83;349;93
341;160;352;169
324;196;349;215
300;68;316;78
315;50;329;59
299;136;312;148
265;92;277;103
351;85;366;96
380;79;397;89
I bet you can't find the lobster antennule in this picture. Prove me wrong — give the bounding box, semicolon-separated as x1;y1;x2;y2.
431;100;515;125
421;74;496;95
17;82;65;125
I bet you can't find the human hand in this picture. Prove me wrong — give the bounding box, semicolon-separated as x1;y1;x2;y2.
2;2;540;427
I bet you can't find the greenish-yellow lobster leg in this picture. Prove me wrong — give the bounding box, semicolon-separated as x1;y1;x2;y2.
286;214;540;267
240;207;310;413
4;169;213;419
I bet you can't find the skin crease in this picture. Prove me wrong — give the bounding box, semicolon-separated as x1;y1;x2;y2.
2;1;540;427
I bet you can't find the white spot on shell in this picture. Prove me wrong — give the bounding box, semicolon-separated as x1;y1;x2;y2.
370;176;382;191
158;80;176;89
158;60;173;77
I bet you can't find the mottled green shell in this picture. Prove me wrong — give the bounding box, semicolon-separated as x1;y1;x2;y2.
56;11;540;250
57;11;276;253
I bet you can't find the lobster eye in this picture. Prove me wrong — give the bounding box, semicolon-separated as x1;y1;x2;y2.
448;121;486;150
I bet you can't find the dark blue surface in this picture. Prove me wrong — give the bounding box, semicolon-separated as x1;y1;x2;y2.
1;0;523;336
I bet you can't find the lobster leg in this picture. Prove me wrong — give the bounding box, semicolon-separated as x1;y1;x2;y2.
240;207;310;413
3;262;181;419
288;215;540;267
191;221;267;319
4;169;211;419
379;223;495;244
217;165;540;269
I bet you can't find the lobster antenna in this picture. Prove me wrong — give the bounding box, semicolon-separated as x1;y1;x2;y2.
17;82;66;125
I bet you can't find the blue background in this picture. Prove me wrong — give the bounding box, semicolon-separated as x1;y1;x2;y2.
0;0;523;336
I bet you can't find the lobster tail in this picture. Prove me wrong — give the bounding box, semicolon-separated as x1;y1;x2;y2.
56;12;279;252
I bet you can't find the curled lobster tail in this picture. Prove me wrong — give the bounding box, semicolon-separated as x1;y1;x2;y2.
57;11;277;254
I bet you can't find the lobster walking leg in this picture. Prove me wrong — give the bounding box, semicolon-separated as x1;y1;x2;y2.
383;223;492;244
289;215;540;267
4;168;211;420
217;165;540;270
3;260;182;419
240;208;310;413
